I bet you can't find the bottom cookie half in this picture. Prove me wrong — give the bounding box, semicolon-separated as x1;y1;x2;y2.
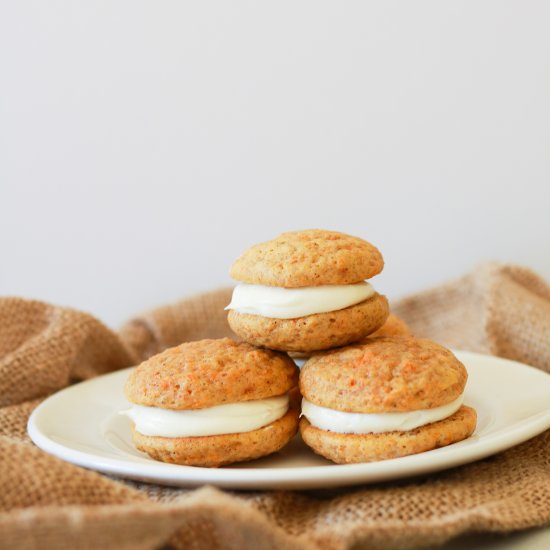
228;293;389;352
300;405;477;464
132;406;300;467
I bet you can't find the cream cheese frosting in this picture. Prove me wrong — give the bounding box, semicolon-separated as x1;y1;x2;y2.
301;394;464;434
121;394;289;437
225;281;375;319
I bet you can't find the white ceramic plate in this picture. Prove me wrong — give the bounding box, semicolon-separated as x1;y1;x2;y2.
28;351;550;490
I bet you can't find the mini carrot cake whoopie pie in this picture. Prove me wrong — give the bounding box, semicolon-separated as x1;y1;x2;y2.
299;337;477;464
122;338;299;467
225;229;389;353
369;313;412;338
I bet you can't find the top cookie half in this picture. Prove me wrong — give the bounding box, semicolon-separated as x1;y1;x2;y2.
300;337;467;413
230;229;384;287
125;338;298;410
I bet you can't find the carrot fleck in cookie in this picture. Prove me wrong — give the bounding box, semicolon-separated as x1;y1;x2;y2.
226;229;389;352
122;338;299;467
299;337;477;463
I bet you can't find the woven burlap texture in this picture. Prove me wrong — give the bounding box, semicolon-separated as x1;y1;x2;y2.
1;263;549;550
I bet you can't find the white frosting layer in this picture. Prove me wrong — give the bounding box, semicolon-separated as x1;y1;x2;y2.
225;282;375;319
301;394;464;434
121;395;289;437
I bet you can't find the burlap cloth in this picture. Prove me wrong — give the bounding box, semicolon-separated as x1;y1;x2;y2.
1;262;549;550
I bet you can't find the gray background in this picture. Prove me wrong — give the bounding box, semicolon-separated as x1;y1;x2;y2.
1;1;549;327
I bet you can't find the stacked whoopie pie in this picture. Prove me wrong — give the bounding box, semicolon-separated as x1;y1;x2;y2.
225;229;390;352
123;339;299;467
299;338;477;463
123;229;476;467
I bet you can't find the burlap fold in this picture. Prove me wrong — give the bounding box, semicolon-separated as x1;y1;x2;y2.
1;263;549;550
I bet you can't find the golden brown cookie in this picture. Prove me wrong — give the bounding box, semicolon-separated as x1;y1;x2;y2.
369;313;412;338
230;229;384;287
300;406;477;464
134;406;300;467
300;337;467;412
228;294;389;353
124;338;300;467
299;337;476;463
125;338;297;409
